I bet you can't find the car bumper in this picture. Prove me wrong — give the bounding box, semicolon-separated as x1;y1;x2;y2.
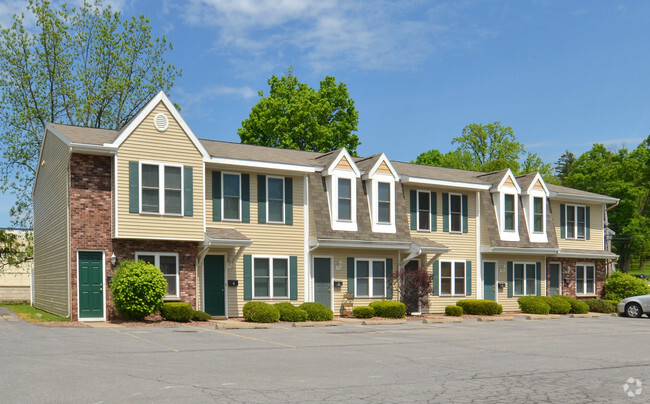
617;302;627;314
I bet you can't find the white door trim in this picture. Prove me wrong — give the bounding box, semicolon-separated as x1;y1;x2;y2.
77;249;106;322
312;255;334;309
482;260;498;302
203;253;227;317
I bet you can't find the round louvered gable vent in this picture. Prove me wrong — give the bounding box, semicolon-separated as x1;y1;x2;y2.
154;113;169;132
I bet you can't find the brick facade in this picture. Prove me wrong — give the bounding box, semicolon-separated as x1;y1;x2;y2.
546;258;607;299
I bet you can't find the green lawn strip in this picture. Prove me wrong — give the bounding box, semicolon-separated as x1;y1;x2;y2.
0;303;69;322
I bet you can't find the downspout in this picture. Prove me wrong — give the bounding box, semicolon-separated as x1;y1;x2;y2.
605;200;620;275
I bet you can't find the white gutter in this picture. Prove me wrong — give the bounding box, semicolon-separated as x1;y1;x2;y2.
548;191;618;204
400;175;491;190
203;238;253;248
481;246;560;255
555;250;619;260
206;157;320;173
310;238;412;251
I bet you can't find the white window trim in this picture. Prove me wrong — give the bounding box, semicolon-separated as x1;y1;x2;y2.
368;175;396;233
252;255;290;299
354;258;386;298
328;170;358;231
513;262;536;297
417;190;431;231
139;160;184;216
266;176;285;224
135;251;180;298
221;172;242;222
576;262;596;296
449;193;463;233
439;260;467;297
523;192;548;243
565;204;587;240
495;189;520;241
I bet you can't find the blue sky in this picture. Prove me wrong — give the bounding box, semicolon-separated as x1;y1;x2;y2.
1;0;650;228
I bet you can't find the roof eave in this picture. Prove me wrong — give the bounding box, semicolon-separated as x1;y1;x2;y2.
481;246;560;255
401;175;491;190
310;238;412;251
549;191;619;204
205;157;319;173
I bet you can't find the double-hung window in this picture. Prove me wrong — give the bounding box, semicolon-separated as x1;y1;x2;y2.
514;263;536;296
504;194;515;231
140;163;183;215
253;256;289;298
377;182;391;223
338;178;352;221
355;259;386;297
533;197;544;233
439;261;465;296
222;173;240;220
418;191;430;230
565;205;586;239
267;177;285;223
576;264;595;295
450;194;462;232
136;252;179;297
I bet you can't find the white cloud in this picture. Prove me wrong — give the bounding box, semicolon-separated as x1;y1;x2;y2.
0;0;127;29
172;85;257;118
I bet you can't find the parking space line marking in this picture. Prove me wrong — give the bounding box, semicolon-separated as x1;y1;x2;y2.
197;327;296;348
110;329;180;352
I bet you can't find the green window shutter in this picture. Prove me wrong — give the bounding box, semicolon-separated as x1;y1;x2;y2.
257;175;266;224
465;260;472;296
462;194;468;233
431;192;437;232
347;258;355;295
241;174;250;223
432;260;439;296
128;161;139;213
285;177;293;225
442;193;449;232
536;262;542;296
243;255;252;300
409;190;417;230
290;256;298;300
183;166;193;217
585;206;590;240
212;171;221;221
560;205;566;238
507;261;513;298
386;258;393;299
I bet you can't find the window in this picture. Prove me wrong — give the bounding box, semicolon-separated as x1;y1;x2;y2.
418;191;430;230
565;205;586;240
136;252;179;297
377;182;391;223
450;194;462;232
338;178;352;221
514;263;536;296
576;264;595;295
267;177;284;223
355;259;385;297
140;162;183;215
439;261;465;296
533;197;543;233
253;257;289;298
504;194;515;231
222;173;240;220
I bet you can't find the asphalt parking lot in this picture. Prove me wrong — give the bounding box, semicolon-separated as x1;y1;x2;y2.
1;310;649;403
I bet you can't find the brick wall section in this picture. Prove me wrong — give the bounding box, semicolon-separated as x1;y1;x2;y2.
69;153;113;321
546;258;607;299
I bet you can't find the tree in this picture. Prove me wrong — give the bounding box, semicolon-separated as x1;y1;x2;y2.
555;150;576;184
452;122;524;172
238;68;360;155
0;0;181;228
0;230;32;270
388;266;433;315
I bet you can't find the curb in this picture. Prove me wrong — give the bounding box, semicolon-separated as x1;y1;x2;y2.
361;319;408;325
477;316;514;322
569;313;601;318
215;321;271;330
422;318;463;324
292;321;342;327
522;314;561;320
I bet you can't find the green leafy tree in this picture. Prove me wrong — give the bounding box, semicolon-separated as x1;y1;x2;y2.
238;68;360;155
555;150;576;184
0;0;181;228
453;122;524;172
0;230;32;270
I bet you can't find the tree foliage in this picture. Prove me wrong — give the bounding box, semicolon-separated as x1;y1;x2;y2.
0;230;32;270
0;0;181;228
388;266;432;315
238;68;360;155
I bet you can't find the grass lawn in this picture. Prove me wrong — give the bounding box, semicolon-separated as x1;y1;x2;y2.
0;302;69;322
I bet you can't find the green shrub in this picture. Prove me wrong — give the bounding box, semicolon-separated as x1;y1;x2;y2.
455;299;503;315
604;271;650;301
109;260;168;320
243;302;280;323
518;296;550;315
542;296;571;314
445;305;463;316
352;306;375;319
160;302;194;322
369;301;406;318
585;298;617;313
192;310;212;321
273;302;308;322
298;302;334;321
556;295;589;314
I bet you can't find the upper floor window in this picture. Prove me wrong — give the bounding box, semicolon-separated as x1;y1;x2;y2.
450;194;462;232
533;197;543;233
267;177;285;223
418;191;430;230
140;162;183;215
566;205;586;239
504;194;515;231
136;252;179;297
338;178;352;221
440;260;465;296
514;262;536;296
377;182;391;223
355;259;385;297
253;256;289;298
222;173;240;220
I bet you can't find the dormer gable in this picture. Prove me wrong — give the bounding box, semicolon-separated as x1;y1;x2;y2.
483;169;520;242
320;148;360;232
519;173;550;243
322;148;361;177
359;153;399;234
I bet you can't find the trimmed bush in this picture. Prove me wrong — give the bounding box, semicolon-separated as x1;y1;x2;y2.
542;296;571;314
243;302;280;323
192;310;212;321
604;271;650;301
369;301;407;318
273;302;308;322
160;302;194;322
585;298;617;314
455;299;503;315
518;296;550;315
556;295;589;314
352;306;375;319
109;259;167;320
445;305;463;316
298;302;334;321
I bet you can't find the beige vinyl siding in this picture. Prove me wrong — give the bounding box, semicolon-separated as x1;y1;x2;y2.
503;177;515;187
376;161;392;175
551;201;604;249
532;180;544;191
205;170;306;317
336;157;354;171
116;102;204;240
484;254;547;312
33;132;70;317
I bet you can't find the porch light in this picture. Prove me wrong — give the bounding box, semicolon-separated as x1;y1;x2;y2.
110;253;117;265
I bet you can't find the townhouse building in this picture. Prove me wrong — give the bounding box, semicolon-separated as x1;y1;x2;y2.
32;92;618;321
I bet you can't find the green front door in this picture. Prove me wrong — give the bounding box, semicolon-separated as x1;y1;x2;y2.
549;263;561;296
79;251;104;318
204;255;225;316
314;258;331;308
483;262;496;301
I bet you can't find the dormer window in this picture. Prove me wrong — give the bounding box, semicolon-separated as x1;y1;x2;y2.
521;174;549;243
491;169;521;242
323;149;359;232
533;197;543;233
377;182;391;223
504;194;515;231
338;178;352;221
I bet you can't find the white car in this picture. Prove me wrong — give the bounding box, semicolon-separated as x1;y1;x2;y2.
618;294;650;318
